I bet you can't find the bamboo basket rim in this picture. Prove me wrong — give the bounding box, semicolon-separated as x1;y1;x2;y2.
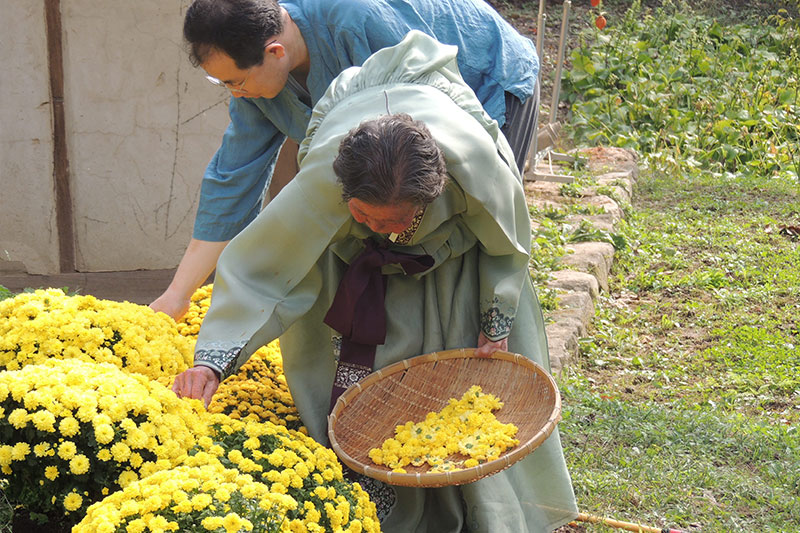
327;348;561;487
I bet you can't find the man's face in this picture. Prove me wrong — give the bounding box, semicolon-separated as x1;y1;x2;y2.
202;44;289;99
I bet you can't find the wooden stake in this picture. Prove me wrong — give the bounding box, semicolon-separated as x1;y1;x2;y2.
573;512;686;533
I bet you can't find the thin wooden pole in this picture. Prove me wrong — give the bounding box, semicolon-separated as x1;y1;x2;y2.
549;0;571;124
44;0;76;272
574;512;686;533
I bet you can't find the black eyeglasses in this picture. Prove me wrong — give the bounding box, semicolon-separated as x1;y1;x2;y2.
204;39;278;94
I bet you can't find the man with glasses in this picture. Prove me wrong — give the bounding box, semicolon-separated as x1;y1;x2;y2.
150;0;541;321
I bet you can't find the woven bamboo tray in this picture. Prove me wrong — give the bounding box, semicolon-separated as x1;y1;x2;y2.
327;348;561;487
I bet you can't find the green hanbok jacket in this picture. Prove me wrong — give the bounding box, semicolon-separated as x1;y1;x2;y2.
195;31;577;533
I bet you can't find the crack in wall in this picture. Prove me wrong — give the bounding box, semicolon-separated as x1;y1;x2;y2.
182;99;227;126
165;41;183;241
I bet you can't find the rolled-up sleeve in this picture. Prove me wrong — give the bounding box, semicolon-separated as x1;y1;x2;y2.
193;97;286;241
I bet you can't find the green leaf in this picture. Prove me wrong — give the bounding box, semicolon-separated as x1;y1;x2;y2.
778;88;796;105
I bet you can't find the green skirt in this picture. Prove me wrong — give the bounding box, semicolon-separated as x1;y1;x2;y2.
279;246;578;532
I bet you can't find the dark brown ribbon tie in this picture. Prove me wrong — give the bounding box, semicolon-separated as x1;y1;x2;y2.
324;238;433;409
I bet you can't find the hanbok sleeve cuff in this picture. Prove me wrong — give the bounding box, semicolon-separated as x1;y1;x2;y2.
194;340;248;381
480;296;516;341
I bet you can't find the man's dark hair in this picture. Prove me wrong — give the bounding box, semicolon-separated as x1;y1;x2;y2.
334;114;448;207
184;0;283;69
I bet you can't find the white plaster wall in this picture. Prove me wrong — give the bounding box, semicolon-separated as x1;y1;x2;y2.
0;2;59;274
62;0;230;271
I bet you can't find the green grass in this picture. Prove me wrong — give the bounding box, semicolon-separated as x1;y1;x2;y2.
578;169;800;414
560;376;800;532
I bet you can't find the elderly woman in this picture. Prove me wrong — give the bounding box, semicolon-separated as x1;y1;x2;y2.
173;31;577;532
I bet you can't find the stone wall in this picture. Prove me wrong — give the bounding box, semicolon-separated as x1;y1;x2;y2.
525;147;639;373
0;2;58;274
0;0;230;274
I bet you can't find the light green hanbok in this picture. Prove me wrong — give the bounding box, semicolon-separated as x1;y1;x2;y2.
195;31;578;532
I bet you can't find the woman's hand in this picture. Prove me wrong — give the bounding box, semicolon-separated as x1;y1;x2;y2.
475;332;508;357
172;366;220;408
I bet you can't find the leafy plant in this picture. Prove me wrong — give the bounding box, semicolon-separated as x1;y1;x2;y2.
563;0;800;183
567;219;628;251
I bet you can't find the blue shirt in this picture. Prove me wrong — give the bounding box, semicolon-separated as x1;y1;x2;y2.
193;0;539;241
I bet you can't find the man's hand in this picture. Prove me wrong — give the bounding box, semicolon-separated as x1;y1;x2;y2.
475;332;508;357
150;238;229;321
150;290;191;322
172;366;220;408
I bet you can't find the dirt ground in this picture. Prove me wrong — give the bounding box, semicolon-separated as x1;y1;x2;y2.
0;269;177;305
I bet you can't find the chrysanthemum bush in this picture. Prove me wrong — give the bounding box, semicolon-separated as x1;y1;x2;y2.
75;462;291;533
178;285;304;432
0;285;379;531
0;358;207;526
209;343;305;433
0;288;193;385
197;415;378;532
76;413;380;533
175;284;213;339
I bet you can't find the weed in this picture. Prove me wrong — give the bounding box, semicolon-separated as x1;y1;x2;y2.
0;484;11;533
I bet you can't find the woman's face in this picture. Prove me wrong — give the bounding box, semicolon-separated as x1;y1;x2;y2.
347;198;419;234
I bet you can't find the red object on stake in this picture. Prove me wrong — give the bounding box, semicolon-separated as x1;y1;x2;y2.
595;14;607;29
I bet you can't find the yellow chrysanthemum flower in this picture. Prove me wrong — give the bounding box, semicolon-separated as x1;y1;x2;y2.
33;442;51;457
63;491;83;512
7;408;27;429
31;410;56;432
201;516;224;530
94;423;115;444
369;385;519;471
0;446;13;467
58;441;78;461
69;454;91;475
44;465;59;480
59;416;81;437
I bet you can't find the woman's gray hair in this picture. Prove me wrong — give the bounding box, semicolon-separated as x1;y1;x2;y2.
333;114;448;207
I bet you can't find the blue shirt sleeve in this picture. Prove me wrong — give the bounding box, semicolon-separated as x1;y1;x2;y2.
192;97;285;241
